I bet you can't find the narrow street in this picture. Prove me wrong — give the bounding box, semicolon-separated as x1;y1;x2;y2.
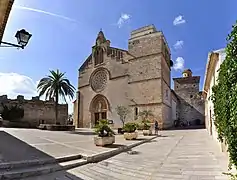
26;129;229;180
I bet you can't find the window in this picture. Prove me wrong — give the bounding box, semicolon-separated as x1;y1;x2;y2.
190;95;193;98
193;84;196;87
165;90;169;100
94;47;104;66
176;85;178;89
134;107;138;120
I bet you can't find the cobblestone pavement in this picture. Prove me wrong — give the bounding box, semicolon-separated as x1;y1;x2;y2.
25;129;229;180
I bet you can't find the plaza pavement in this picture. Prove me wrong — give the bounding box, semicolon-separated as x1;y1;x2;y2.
23;129;230;180
0;128;154;162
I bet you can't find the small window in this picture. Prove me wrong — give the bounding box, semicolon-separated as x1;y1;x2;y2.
193;84;196;87
134;107;138;120
165;90;168;99
190;95;193;98
176;86;178;89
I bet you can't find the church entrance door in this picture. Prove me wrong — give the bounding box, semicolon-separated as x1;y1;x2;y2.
90;95;109;127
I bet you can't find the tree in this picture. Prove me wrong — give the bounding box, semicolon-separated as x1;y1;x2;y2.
37;69;75;124
0;103;24;121
211;21;237;174
115;105;130;127
139;110;154;123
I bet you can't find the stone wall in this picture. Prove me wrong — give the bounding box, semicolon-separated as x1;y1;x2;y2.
0;95;68;127
173;76;205;125
75;25;172;129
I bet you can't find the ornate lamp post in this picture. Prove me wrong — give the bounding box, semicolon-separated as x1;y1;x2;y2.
0;29;32;49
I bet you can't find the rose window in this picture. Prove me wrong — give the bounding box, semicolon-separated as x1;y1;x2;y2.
91;70;107;92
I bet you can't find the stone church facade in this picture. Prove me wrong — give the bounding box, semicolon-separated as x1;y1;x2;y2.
73;25;205;129
74;25;173;129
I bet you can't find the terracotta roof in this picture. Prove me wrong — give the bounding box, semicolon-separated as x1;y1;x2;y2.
0;0;14;42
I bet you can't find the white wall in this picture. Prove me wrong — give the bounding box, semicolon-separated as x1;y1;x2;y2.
205;49;226;150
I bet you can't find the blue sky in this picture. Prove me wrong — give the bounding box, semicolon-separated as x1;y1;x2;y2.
0;0;236;113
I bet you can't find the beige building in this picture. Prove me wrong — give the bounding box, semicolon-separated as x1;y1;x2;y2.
0;0;14;41
0;95;68;127
203;48;226;151
74;25;173;129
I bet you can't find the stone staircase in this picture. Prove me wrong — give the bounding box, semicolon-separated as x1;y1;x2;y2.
0;154;86;179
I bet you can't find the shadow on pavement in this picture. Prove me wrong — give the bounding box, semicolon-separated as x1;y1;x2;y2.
165;125;205;131
67;131;96;135
0;131;84;179
103;144;125;148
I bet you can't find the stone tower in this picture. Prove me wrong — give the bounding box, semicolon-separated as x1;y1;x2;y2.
173;69;205;124
127;25;173;128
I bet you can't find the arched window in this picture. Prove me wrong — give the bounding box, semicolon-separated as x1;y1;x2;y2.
94;47;104;66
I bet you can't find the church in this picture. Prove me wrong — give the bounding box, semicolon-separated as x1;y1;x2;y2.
73;25;205;129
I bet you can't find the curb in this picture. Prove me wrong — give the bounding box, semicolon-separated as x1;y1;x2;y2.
0;154;82;170
82;136;157;163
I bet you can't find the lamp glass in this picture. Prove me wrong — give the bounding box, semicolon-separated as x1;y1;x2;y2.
15;29;32;47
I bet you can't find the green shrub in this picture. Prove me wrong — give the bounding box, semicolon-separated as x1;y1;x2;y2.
211;21;237;174
0;103;24;121
123;122;137;133
94;119;115;137
143;121;151;130
137;123;144;130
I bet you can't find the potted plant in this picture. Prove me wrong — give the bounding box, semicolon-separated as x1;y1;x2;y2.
94;119;115;146
142;120;152;136
115;105;130;134
123;122;138;140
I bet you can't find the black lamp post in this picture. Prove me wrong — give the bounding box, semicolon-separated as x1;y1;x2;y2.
0;29;32;49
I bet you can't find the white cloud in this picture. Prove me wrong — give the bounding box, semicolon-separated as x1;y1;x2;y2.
13;5;79;23
117;13;131;28
173;40;184;50
173;57;185;71
0;72;74;113
173;15;186;26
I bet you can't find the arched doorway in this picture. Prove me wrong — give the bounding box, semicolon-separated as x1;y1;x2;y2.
90;95;109;127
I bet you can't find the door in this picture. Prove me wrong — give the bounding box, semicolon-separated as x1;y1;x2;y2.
209;110;212;135
101;112;107;120
95;113;100;125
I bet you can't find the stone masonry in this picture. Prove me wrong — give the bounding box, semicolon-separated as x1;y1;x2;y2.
0;95;68;126
173;69;205;124
74;25;173;129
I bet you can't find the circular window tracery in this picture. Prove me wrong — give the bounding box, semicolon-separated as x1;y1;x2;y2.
90;69;107;92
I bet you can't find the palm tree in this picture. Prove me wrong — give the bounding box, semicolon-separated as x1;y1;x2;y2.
37;69;75;124
139;110;154;122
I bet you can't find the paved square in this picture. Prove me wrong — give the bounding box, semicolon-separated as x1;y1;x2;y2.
0;128;152;162
24;129;230;180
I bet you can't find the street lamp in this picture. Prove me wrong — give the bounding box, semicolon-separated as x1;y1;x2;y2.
0;29;32;49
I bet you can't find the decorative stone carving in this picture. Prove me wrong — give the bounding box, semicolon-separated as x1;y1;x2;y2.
91;70;107;92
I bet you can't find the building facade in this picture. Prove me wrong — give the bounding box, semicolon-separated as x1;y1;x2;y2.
0;95;68;127
0;0;14;41
203;48;226;151
74;25;173;129
173;69;205;125
73;25;205;129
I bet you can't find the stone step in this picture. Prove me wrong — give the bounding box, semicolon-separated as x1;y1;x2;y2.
0;158;86;179
0;154;82;170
